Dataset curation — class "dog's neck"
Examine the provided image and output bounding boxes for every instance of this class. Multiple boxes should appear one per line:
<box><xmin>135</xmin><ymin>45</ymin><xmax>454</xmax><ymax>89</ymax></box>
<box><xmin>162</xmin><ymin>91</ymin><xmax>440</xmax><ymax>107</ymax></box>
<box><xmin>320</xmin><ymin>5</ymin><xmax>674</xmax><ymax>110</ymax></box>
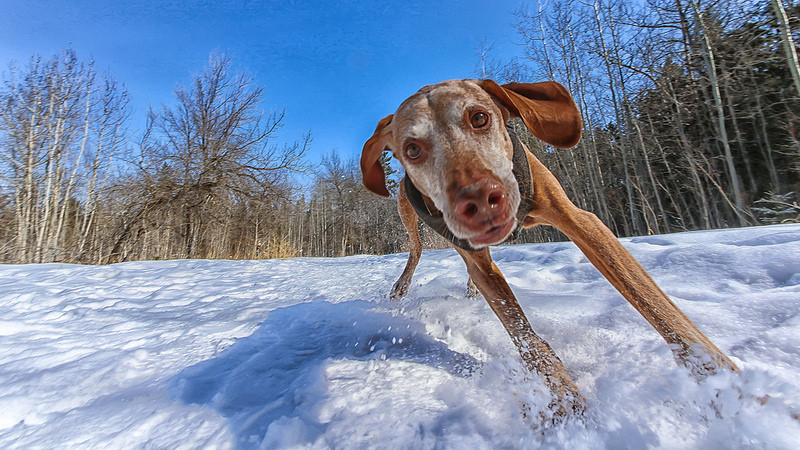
<box><xmin>403</xmin><ymin>126</ymin><xmax>534</xmax><ymax>252</ymax></box>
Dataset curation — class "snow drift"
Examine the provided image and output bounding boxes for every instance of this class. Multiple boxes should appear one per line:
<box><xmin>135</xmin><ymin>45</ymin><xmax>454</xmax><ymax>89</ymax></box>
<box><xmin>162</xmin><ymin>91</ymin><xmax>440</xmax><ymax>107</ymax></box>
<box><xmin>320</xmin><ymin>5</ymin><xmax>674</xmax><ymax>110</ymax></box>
<box><xmin>1</xmin><ymin>224</ymin><xmax>799</xmax><ymax>448</ymax></box>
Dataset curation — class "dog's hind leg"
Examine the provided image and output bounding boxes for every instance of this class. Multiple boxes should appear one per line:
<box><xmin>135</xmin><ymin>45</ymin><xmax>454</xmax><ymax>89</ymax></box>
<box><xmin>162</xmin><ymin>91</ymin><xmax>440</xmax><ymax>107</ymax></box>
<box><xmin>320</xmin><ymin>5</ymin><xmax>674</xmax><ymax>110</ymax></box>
<box><xmin>391</xmin><ymin>180</ymin><xmax>423</xmax><ymax>300</ymax></box>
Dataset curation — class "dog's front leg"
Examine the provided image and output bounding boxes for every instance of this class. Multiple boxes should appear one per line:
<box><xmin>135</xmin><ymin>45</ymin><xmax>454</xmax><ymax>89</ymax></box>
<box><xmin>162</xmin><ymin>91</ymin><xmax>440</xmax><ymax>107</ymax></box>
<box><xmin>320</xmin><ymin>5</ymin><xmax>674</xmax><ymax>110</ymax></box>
<box><xmin>527</xmin><ymin>156</ymin><xmax>738</xmax><ymax>378</ymax></box>
<box><xmin>456</xmin><ymin>247</ymin><xmax>584</xmax><ymax>415</ymax></box>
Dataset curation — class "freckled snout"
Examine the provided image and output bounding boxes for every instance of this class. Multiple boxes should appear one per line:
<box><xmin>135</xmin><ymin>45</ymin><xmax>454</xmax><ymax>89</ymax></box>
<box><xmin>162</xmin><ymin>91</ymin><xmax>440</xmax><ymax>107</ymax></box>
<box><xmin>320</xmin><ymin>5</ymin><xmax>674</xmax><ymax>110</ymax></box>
<box><xmin>453</xmin><ymin>179</ymin><xmax>511</xmax><ymax>233</ymax></box>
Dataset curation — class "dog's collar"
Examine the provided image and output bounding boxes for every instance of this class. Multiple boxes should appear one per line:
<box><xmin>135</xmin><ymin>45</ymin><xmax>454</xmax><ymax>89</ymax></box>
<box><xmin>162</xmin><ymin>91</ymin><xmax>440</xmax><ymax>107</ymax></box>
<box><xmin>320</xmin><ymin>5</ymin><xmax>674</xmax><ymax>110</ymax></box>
<box><xmin>404</xmin><ymin>126</ymin><xmax>534</xmax><ymax>252</ymax></box>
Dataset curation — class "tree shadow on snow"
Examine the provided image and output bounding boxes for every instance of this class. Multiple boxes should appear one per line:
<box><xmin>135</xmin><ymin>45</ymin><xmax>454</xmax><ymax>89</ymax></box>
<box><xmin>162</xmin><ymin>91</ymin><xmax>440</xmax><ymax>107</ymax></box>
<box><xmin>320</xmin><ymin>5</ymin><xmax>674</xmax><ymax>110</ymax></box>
<box><xmin>169</xmin><ymin>300</ymin><xmax>480</xmax><ymax>447</ymax></box>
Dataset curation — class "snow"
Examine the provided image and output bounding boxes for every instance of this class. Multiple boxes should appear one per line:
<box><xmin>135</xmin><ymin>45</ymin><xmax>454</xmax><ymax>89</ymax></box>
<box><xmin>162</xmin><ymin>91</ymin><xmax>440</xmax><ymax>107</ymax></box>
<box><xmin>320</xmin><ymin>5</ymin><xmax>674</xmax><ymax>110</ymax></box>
<box><xmin>1</xmin><ymin>224</ymin><xmax>799</xmax><ymax>449</ymax></box>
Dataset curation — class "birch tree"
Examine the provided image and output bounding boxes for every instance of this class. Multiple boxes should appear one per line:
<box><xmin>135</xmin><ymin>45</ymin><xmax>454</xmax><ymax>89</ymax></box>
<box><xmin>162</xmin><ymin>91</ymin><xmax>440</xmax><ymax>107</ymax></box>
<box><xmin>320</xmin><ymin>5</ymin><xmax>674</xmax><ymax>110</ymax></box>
<box><xmin>772</xmin><ymin>0</ymin><xmax>800</xmax><ymax>95</ymax></box>
<box><xmin>690</xmin><ymin>0</ymin><xmax>748</xmax><ymax>226</ymax></box>
<box><xmin>0</xmin><ymin>49</ymin><xmax>129</xmax><ymax>263</ymax></box>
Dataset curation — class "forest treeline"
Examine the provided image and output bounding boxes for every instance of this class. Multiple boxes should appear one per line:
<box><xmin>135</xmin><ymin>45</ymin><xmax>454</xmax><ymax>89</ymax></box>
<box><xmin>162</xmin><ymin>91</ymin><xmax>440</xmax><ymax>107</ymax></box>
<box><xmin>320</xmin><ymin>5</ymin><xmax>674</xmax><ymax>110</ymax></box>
<box><xmin>1</xmin><ymin>0</ymin><xmax>799</xmax><ymax>264</ymax></box>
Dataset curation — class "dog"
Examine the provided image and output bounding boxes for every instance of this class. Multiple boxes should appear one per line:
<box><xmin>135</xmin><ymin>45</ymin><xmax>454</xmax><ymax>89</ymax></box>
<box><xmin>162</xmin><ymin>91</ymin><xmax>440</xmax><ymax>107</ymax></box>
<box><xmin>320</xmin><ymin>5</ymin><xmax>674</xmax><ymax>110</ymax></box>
<box><xmin>360</xmin><ymin>79</ymin><xmax>738</xmax><ymax>415</ymax></box>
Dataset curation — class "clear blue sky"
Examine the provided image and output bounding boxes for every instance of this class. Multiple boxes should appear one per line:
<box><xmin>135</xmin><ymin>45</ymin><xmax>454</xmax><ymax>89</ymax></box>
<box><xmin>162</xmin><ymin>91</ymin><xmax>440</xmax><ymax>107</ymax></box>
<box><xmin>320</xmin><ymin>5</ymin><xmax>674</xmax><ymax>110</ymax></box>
<box><xmin>0</xmin><ymin>0</ymin><xmax>525</xmax><ymax>162</ymax></box>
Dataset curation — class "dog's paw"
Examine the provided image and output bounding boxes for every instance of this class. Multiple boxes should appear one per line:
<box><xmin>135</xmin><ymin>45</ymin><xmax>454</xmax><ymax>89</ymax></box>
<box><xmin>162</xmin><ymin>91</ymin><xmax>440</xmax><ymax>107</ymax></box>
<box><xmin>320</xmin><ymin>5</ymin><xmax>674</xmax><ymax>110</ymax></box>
<box><xmin>390</xmin><ymin>279</ymin><xmax>410</xmax><ymax>300</ymax></box>
<box><xmin>466</xmin><ymin>278</ymin><xmax>480</xmax><ymax>299</ymax></box>
<box><xmin>515</xmin><ymin>389</ymin><xmax>585</xmax><ymax>430</ymax></box>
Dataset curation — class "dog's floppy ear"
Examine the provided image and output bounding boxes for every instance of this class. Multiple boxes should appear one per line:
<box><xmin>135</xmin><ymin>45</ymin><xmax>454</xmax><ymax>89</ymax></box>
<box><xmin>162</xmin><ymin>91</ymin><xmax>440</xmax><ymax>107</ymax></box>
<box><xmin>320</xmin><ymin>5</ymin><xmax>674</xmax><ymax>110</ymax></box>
<box><xmin>360</xmin><ymin>114</ymin><xmax>394</xmax><ymax>197</ymax></box>
<box><xmin>479</xmin><ymin>80</ymin><xmax>582</xmax><ymax>149</ymax></box>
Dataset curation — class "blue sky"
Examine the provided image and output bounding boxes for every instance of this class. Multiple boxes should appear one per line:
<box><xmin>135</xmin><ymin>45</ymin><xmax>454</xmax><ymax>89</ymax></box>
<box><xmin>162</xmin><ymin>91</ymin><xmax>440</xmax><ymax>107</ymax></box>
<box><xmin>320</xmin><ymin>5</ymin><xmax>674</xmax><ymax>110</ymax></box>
<box><xmin>0</xmin><ymin>0</ymin><xmax>525</xmax><ymax>162</ymax></box>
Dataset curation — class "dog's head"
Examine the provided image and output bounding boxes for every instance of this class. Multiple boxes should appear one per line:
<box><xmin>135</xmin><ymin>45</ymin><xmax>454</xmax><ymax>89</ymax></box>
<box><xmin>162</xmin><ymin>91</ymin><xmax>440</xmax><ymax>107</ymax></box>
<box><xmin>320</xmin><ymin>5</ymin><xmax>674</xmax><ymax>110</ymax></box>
<box><xmin>361</xmin><ymin>79</ymin><xmax>581</xmax><ymax>249</ymax></box>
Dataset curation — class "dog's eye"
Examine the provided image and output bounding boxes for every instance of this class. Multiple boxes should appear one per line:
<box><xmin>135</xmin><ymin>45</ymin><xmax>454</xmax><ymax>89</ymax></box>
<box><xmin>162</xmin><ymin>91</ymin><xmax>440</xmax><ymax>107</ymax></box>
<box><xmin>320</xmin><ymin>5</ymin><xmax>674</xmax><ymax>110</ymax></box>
<box><xmin>405</xmin><ymin>143</ymin><xmax>422</xmax><ymax>159</ymax></box>
<box><xmin>471</xmin><ymin>112</ymin><xmax>489</xmax><ymax>129</ymax></box>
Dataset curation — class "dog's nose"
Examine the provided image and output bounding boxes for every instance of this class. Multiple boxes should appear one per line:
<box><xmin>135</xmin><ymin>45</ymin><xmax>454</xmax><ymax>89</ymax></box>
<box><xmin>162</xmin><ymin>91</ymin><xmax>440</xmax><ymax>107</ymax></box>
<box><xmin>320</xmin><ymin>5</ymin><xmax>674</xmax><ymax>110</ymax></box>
<box><xmin>453</xmin><ymin>181</ymin><xmax>508</xmax><ymax>229</ymax></box>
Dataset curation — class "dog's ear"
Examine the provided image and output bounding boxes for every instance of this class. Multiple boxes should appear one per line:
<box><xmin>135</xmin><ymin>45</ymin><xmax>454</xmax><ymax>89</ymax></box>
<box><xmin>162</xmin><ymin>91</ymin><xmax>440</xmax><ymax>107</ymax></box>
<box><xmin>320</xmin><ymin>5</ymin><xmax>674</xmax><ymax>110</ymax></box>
<box><xmin>479</xmin><ymin>80</ymin><xmax>582</xmax><ymax>149</ymax></box>
<box><xmin>360</xmin><ymin>114</ymin><xmax>394</xmax><ymax>197</ymax></box>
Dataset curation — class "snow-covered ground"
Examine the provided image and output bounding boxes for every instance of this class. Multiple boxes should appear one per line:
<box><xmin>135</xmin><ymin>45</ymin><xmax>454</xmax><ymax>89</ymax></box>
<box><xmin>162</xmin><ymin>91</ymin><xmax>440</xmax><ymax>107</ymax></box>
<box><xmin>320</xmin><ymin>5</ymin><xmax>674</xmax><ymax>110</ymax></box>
<box><xmin>1</xmin><ymin>224</ymin><xmax>799</xmax><ymax>449</ymax></box>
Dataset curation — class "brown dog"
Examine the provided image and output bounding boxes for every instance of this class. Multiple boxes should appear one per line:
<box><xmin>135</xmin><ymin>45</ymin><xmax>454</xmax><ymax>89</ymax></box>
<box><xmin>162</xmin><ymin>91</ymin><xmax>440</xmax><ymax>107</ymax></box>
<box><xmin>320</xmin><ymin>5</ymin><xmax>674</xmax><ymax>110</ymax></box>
<box><xmin>360</xmin><ymin>79</ymin><xmax>738</xmax><ymax>414</ymax></box>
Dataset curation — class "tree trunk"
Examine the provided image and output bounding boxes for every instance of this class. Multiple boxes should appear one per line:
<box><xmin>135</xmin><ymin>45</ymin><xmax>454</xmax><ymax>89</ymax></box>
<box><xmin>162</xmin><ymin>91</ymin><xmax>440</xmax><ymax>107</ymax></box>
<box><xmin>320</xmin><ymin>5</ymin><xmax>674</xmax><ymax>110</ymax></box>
<box><xmin>772</xmin><ymin>0</ymin><xmax>800</xmax><ymax>96</ymax></box>
<box><xmin>691</xmin><ymin>0</ymin><xmax>747</xmax><ymax>226</ymax></box>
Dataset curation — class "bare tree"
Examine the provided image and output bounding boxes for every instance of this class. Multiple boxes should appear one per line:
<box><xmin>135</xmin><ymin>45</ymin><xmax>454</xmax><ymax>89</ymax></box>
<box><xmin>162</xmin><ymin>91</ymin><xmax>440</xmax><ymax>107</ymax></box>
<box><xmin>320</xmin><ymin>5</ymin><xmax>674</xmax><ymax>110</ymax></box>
<box><xmin>108</xmin><ymin>52</ymin><xmax>309</xmax><ymax>262</ymax></box>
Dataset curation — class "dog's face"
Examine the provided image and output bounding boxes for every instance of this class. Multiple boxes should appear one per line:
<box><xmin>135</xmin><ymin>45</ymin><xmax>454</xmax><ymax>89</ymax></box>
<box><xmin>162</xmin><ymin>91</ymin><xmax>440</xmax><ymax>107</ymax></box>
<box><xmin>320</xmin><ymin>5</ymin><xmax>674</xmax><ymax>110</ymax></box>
<box><xmin>393</xmin><ymin>80</ymin><xmax>520</xmax><ymax>248</ymax></box>
<box><xmin>361</xmin><ymin>79</ymin><xmax>582</xmax><ymax>249</ymax></box>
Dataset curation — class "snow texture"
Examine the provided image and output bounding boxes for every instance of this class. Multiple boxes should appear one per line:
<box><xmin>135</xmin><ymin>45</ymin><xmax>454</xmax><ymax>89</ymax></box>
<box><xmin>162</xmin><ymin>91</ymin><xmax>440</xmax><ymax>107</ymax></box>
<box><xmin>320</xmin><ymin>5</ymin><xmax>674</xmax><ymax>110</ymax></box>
<box><xmin>1</xmin><ymin>224</ymin><xmax>799</xmax><ymax>449</ymax></box>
